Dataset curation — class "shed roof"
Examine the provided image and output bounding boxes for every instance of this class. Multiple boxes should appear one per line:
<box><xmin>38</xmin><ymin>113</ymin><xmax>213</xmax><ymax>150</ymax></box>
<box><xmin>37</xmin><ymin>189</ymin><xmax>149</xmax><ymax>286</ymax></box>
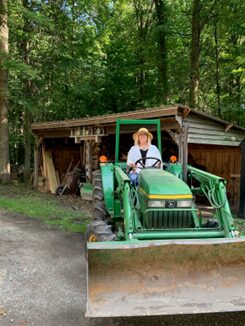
<box><xmin>31</xmin><ymin>105</ymin><xmax>180</xmax><ymax>131</ymax></box>
<box><xmin>31</xmin><ymin>104</ymin><xmax>245</xmax><ymax>146</ymax></box>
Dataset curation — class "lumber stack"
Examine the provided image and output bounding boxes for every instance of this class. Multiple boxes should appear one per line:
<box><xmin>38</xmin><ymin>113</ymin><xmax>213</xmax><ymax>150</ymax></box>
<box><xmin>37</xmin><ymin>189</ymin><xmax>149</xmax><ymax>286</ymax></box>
<box><xmin>41</xmin><ymin>146</ymin><xmax>59</xmax><ymax>194</ymax></box>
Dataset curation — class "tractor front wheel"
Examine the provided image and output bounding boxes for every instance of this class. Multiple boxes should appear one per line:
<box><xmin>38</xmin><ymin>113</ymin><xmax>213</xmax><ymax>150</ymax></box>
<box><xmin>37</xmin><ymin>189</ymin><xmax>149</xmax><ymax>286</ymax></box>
<box><xmin>93</xmin><ymin>170</ymin><xmax>110</xmax><ymax>222</ymax></box>
<box><xmin>86</xmin><ymin>220</ymin><xmax>115</xmax><ymax>242</ymax></box>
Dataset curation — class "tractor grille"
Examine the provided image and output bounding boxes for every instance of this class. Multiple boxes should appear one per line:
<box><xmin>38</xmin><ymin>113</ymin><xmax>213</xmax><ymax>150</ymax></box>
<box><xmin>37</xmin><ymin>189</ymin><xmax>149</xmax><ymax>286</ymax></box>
<box><xmin>144</xmin><ymin>210</ymin><xmax>194</xmax><ymax>229</ymax></box>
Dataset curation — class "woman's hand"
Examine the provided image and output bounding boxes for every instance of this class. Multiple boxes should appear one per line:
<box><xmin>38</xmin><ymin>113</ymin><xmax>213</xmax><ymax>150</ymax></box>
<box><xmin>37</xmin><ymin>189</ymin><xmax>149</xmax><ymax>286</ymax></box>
<box><xmin>128</xmin><ymin>162</ymin><xmax>136</xmax><ymax>172</ymax></box>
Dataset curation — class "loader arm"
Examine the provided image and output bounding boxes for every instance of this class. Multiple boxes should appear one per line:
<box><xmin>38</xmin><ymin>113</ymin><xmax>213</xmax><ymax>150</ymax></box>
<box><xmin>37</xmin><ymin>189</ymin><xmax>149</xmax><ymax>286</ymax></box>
<box><xmin>114</xmin><ymin>165</ymin><xmax>134</xmax><ymax>240</ymax></box>
<box><xmin>188</xmin><ymin>166</ymin><xmax>236</xmax><ymax>237</ymax></box>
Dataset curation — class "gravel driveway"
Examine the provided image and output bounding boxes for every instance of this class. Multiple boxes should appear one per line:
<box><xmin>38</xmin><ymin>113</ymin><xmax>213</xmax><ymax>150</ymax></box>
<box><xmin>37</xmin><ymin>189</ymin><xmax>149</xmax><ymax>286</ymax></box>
<box><xmin>0</xmin><ymin>209</ymin><xmax>244</xmax><ymax>326</ymax></box>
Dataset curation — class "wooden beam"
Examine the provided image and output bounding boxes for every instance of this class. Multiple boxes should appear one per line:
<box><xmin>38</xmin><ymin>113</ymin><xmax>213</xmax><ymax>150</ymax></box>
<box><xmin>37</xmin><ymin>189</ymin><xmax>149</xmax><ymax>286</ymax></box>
<box><xmin>31</xmin><ymin>106</ymin><xmax>179</xmax><ymax>131</ymax></box>
<box><xmin>85</xmin><ymin>140</ymin><xmax>93</xmax><ymax>183</ymax></box>
<box><xmin>225</xmin><ymin>123</ymin><xmax>233</xmax><ymax>133</ymax></box>
<box><xmin>166</xmin><ymin>129</ymin><xmax>179</xmax><ymax>146</ymax></box>
<box><xmin>33</xmin><ymin>130</ymin><xmax>71</xmax><ymax>138</ymax></box>
<box><xmin>33</xmin><ymin>137</ymin><xmax>43</xmax><ymax>188</ymax></box>
<box><xmin>182</xmin><ymin>107</ymin><xmax>191</xmax><ymax>119</ymax></box>
<box><xmin>182</xmin><ymin>125</ymin><xmax>189</xmax><ymax>183</ymax></box>
<box><xmin>70</xmin><ymin>134</ymin><xmax>108</xmax><ymax>143</ymax></box>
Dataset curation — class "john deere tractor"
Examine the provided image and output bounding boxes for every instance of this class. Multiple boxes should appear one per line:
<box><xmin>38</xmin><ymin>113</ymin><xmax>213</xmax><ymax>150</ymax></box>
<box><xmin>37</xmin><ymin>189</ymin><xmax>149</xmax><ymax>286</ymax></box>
<box><xmin>85</xmin><ymin>119</ymin><xmax>245</xmax><ymax>317</ymax></box>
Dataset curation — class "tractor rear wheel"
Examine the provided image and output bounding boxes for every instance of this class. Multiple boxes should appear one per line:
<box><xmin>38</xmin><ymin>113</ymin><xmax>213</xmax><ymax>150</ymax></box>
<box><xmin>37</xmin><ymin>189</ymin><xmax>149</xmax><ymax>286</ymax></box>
<box><xmin>86</xmin><ymin>220</ymin><xmax>115</xmax><ymax>242</ymax></box>
<box><xmin>92</xmin><ymin>170</ymin><xmax>110</xmax><ymax>222</ymax></box>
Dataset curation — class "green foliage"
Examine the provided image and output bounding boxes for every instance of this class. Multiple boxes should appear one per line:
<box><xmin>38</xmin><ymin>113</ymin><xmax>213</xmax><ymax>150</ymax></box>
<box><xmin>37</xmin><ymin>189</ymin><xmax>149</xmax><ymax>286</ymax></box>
<box><xmin>5</xmin><ymin>0</ymin><xmax>245</xmax><ymax>164</ymax></box>
<box><xmin>234</xmin><ymin>217</ymin><xmax>245</xmax><ymax>236</ymax></box>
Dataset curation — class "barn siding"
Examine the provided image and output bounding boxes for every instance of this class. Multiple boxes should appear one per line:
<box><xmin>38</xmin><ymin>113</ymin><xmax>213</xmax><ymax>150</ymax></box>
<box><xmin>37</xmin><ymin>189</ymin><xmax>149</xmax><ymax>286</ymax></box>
<box><xmin>186</xmin><ymin>115</ymin><xmax>244</xmax><ymax>146</ymax></box>
<box><xmin>188</xmin><ymin>144</ymin><xmax>241</xmax><ymax>210</ymax></box>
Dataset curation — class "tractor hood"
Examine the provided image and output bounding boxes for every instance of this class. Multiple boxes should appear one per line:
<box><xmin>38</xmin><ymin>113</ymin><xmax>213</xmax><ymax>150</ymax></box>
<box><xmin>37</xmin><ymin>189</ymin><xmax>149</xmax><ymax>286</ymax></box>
<box><xmin>138</xmin><ymin>169</ymin><xmax>192</xmax><ymax>199</ymax></box>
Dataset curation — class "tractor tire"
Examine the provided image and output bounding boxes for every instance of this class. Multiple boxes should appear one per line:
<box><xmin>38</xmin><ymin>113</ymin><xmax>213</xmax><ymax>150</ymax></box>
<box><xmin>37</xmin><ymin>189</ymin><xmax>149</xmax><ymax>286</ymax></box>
<box><xmin>85</xmin><ymin>220</ymin><xmax>115</xmax><ymax>243</ymax></box>
<box><xmin>92</xmin><ymin>170</ymin><xmax>110</xmax><ymax>222</ymax></box>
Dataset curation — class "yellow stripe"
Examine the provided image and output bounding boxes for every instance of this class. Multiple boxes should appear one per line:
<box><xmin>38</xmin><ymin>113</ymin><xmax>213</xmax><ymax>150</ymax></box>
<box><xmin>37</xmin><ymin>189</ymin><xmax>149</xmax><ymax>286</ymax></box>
<box><xmin>139</xmin><ymin>187</ymin><xmax>192</xmax><ymax>200</ymax></box>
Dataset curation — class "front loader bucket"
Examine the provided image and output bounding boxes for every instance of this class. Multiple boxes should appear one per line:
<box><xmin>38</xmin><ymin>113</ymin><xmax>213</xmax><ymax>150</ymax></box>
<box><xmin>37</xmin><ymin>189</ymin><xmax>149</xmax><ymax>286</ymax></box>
<box><xmin>86</xmin><ymin>238</ymin><xmax>245</xmax><ymax>317</ymax></box>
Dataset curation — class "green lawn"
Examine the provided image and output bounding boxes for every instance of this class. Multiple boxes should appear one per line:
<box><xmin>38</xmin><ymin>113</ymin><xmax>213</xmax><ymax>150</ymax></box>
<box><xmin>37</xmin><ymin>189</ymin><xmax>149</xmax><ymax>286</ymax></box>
<box><xmin>0</xmin><ymin>183</ymin><xmax>91</xmax><ymax>233</ymax></box>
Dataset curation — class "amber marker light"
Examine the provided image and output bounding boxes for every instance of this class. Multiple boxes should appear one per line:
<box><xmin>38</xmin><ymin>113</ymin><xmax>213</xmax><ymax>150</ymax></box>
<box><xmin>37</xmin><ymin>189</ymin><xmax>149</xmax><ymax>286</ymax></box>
<box><xmin>99</xmin><ymin>155</ymin><xmax>108</xmax><ymax>163</ymax></box>
<box><xmin>170</xmin><ymin>155</ymin><xmax>177</xmax><ymax>163</ymax></box>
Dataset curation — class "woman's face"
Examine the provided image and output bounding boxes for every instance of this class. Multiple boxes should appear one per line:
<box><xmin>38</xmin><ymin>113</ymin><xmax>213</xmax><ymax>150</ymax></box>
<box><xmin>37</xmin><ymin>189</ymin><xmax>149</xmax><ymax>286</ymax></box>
<box><xmin>138</xmin><ymin>133</ymin><xmax>148</xmax><ymax>145</ymax></box>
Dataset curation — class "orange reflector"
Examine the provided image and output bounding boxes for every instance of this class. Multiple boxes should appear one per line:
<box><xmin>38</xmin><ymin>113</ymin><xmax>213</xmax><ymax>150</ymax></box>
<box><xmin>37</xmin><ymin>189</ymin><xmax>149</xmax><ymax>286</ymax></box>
<box><xmin>170</xmin><ymin>155</ymin><xmax>177</xmax><ymax>163</ymax></box>
<box><xmin>99</xmin><ymin>155</ymin><xmax>107</xmax><ymax>163</ymax></box>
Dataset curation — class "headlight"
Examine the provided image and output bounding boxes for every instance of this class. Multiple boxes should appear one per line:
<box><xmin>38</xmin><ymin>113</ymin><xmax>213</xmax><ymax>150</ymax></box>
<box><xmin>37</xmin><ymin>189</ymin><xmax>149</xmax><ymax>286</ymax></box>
<box><xmin>148</xmin><ymin>200</ymin><xmax>192</xmax><ymax>208</ymax></box>
<box><xmin>148</xmin><ymin>200</ymin><xmax>166</xmax><ymax>208</ymax></box>
<box><xmin>177</xmin><ymin>200</ymin><xmax>192</xmax><ymax>208</ymax></box>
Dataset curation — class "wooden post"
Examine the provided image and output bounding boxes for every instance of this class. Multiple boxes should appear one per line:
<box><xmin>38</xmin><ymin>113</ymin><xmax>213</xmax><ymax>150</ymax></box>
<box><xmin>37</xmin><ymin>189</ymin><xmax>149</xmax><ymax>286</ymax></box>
<box><xmin>178</xmin><ymin>125</ymin><xmax>188</xmax><ymax>182</ymax></box>
<box><xmin>33</xmin><ymin>137</ymin><xmax>43</xmax><ymax>189</ymax></box>
<box><xmin>182</xmin><ymin>124</ymin><xmax>189</xmax><ymax>183</ymax></box>
<box><xmin>85</xmin><ymin>140</ymin><xmax>92</xmax><ymax>183</ymax></box>
<box><xmin>178</xmin><ymin>129</ymin><xmax>183</xmax><ymax>165</ymax></box>
<box><xmin>34</xmin><ymin>146</ymin><xmax>38</xmax><ymax>188</ymax></box>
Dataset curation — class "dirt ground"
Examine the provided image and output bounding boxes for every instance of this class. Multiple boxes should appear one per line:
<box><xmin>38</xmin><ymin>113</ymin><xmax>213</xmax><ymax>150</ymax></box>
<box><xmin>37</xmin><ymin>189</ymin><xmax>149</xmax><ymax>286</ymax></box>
<box><xmin>0</xmin><ymin>208</ymin><xmax>245</xmax><ymax>326</ymax></box>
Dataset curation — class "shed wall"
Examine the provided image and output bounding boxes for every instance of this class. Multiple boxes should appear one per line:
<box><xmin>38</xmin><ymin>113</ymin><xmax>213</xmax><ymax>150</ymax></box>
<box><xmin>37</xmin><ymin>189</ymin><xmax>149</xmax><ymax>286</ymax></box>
<box><xmin>44</xmin><ymin>138</ymin><xmax>82</xmax><ymax>183</ymax></box>
<box><xmin>186</xmin><ymin>115</ymin><xmax>244</xmax><ymax>146</ymax></box>
<box><xmin>188</xmin><ymin>144</ymin><xmax>241</xmax><ymax>211</ymax></box>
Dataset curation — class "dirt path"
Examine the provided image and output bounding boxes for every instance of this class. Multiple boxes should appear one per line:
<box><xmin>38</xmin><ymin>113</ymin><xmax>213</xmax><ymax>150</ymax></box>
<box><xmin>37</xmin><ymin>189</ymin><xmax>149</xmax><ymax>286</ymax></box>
<box><xmin>0</xmin><ymin>209</ymin><xmax>244</xmax><ymax>326</ymax></box>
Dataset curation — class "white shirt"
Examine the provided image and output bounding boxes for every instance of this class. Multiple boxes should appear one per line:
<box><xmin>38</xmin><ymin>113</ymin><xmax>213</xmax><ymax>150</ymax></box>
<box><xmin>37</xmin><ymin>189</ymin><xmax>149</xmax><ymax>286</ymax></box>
<box><xmin>127</xmin><ymin>144</ymin><xmax>162</xmax><ymax>173</ymax></box>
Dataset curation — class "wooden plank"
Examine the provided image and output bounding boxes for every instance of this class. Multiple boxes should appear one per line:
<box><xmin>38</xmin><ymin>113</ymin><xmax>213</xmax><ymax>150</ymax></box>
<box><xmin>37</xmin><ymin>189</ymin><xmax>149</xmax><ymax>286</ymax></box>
<box><xmin>42</xmin><ymin>144</ymin><xmax>47</xmax><ymax>178</ymax></box>
<box><xmin>225</xmin><ymin>124</ymin><xmax>233</xmax><ymax>132</ymax></box>
<box><xmin>188</xmin><ymin>127</ymin><xmax>244</xmax><ymax>137</ymax></box>
<box><xmin>56</xmin><ymin>170</ymin><xmax>60</xmax><ymax>186</ymax></box>
<box><xmin>71</xmin><ymin>134</ymin><xmax>107</xmax><ymax>142</ymax></box>
<box><xmin>40</xmin><ymin>166</ymin><xmax>45</xmax><ymax>178</ymax></box>
<box><xmin>45</xmin><ymin>151</ymin><xmax>58</xmax><ymax>194</ymax></box>
<box><xmin>188</xmin><ymin>138</ymin><xmax>242</xmax><ymax>146</ymax></box>
<box><xmin>41</xmin><ymin>144</ymin><xmax>48</xmax><ymax>191</ymax></box>
<box><xmin>188</xmin><ymin>133</ymin><xmax>244</xmax><ymax>141</ymax></box>
<box><xmin>230</xmin><ymin>174</ymin><xmax>241</xmax><ymax>178</ymax></box>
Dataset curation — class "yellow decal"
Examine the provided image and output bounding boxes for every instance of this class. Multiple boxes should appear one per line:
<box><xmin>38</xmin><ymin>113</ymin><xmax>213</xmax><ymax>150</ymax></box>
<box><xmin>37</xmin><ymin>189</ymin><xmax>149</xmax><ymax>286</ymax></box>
<box><xmin>139</xmin><ymin>187</ymin><xmax>192</xmax><ymax>199</ymax></box>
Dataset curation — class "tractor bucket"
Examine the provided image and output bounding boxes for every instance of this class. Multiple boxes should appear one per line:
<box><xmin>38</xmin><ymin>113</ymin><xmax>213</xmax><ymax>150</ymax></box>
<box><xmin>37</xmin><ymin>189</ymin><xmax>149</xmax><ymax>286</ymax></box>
<box><xmin>85</xmin><ymin>238</ymin><xmax>245</xmax><ymax>317</ymax></box>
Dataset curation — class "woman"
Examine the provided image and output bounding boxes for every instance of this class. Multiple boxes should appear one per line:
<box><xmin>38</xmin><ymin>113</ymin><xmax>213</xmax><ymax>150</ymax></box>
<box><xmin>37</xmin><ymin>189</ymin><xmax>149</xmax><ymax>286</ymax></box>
<box><xmin>127</xmin><ymin>127</ymin><xmax>162</xmax><ymax>185</ymax></box>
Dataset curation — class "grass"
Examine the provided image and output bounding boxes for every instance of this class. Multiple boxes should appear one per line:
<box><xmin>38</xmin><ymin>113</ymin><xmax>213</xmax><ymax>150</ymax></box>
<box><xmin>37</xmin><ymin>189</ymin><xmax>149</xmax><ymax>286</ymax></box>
<box><xmin>0</xmin><ymin>183</ymin><xmax>91</xmax><ymax>233</ymax></box>
<box><xmin>0</xmin><ymin>182</ymin><xmax>245</xmax><ymax>236</ymax></box>
<box><xmin>234</xmin><ymin>217</ymin><xmax>245</xmax><ymax>236</ymax></box>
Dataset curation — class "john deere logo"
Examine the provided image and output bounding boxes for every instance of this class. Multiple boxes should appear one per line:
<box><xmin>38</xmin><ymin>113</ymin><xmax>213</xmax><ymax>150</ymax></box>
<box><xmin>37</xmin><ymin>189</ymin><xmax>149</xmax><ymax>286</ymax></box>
<box><xmin>167</xmin><ymin>201</ymin><xmax>176</xmax><ymax>208</ymax></box>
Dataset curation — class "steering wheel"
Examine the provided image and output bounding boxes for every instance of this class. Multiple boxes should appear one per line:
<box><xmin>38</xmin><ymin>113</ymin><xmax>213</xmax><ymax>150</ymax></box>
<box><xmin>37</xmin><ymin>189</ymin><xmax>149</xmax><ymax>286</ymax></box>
<box><xmin>134</xmin><ymin>157</ymin><xmax>161</xmax><ymax>169</ymax></box>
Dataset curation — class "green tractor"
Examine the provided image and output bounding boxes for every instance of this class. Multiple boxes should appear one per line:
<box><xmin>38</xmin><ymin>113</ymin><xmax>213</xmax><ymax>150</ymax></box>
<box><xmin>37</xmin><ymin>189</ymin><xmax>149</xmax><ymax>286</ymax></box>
<box><xmin>85</xmin><ymin>119</ymin><xmax>245</xmax><ymax>317</ymax></box>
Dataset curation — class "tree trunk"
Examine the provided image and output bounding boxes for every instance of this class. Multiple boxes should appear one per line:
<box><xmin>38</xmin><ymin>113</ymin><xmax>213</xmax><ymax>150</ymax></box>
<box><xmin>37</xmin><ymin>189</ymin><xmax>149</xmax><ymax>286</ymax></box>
<box><xmin>153</xmin><ymin>0</ymin><xmax>168</xmax><ymax>104</ymax></box>
<box><xmin>133</xmin><ymin>0</ymin><xmax>154</xmax><ymax>105</ymax></box>
<box><xmin>214</xmin><ymin>11</ymin><xmax>221</xmax><ymax>117</ymax></box>
<box><xmin>0</xmin><ymin>0</ymin><xmax>10</xmax><ymax>183</ymax></box>
<box><xmin>189</xmin><ymin>0</ymin><xmax>201</xmax><ymax>109</ymax></box>
<box><xmin>24</xmin><ymin>109</ymin><xmax>32</xmax><ymax>180</ymax></box>
<box><xmin>21</xmin><ymin>0</ymin><xmax>33</xmax><ymax>181</ymax></box>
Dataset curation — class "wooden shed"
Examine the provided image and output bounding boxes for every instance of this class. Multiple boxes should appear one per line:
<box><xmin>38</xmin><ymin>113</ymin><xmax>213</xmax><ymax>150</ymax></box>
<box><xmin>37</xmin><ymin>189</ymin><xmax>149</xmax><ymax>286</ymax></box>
<box><xmin>31</xmin><ymin>105</ymin><xmax>245</xmax><ymax>211</ymax></box>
